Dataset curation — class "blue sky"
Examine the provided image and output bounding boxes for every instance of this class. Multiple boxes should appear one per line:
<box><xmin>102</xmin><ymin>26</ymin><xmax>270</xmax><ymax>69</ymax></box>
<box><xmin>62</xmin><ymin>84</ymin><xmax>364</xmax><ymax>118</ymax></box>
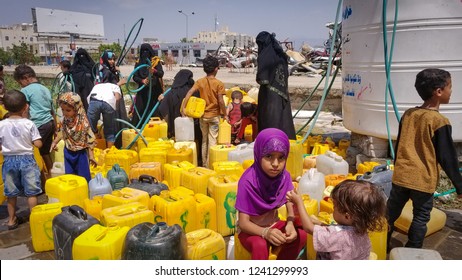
<box><xmin>0</xmin><ymin>0</ymin><xmax>341</xmax><ymax>49</ymax></box>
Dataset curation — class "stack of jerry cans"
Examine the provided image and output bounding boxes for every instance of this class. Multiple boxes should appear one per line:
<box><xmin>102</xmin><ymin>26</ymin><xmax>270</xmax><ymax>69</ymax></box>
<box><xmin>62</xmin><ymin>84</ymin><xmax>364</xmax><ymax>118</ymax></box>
<box><xmin>207</xmin><ymin>175</ymin><xmax>239</xmax><ymax>236</ymax></box>
<box><xmin>212</xmin><ymin>161</ymin><xmax>244</xmax><ymax>177</ymax></box>
<box><xmin>72</xmin><ymin>224</ymin><xmax>130</xmax><ymax>260</ymax></box>
<box><xmin>163</xmin><ymin>161</ymin><xmax>195</xmax><ymax>189</ymax></box>
<box><xmin>128</xmin><ymin>175</ymin><xmax>168</xmax><ymax>197</ymax></box>
<box><xmin>52</xmin><ymin>205</ymin><xmax>99</xmax><ymax>260</ymax></box>
<box><xmin>167</xmin><ymin>146</ymin><xmax>194</xmax><ymax>164</ymax></box>
<box><xmin>104</xmin><ymin>147</ymin><xmax>138</xmax><ymax>173</ymax></box>
<box><xmin>174</xmin><ymin>141</ymin><xmax>198</xmax><ymax>166</ymax></box>
<box><xmin>149</xmin><ymin>189</ymin><xmax>197</xmax><ymax>233</ymax></box>
<box><xmin>123</xmin><ymin>222</ymin><xmax>187</xmax><ymax>260</ymax></box>
<box><xmin>194</xmin><ymin>193</ymin><xmax>217</xmax><ymax>231</ymax></box>
<box><xmin>186</xmin><ymin>229</ymin><xmax>226</xmax><ymax>260</ymax></box>
<box><xmin>181</xmin><ymin>167</ymin><xmax>217</xmax><ymax>195</ymax></box>
<box><xmin>102</xmin><ymin>187</ymin><xmax>150</xmax><ymax>209</ymax></box>
<box><xmin>129</xmin><ymin>162</ymin><xmax>162</xmax><ymax>181</ymax></box>
<box><xmin>100</xmin><ymin>202</ymin><xmax>154</xmax><ymax>229</ymax></box>
<box><xmin>208</xmin><ymin>144</ymin><xmax>236</xmax><ymax>169</ymax></box>
<box><xmin>30</xmin><ymin>203</ymin><xmax>63</xmax><ymax>252</ymax></box>
<box><xmin>83</xmin><ymin>196</ymin><xmax>103</xmax><ymax>221</ymax></box>
<box><xmin>45</xmin><ymin>174</ymin><xmax>88</xmax><ymax>207</ymax></box>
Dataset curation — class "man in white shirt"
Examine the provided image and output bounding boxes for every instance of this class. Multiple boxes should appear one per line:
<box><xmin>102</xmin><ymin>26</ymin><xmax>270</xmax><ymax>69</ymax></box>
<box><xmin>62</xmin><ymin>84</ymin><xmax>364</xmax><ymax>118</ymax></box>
<box><xmin>87</xmin><ymin>83</ymin><xmax>121</xmax><ymax>148</ymax></box>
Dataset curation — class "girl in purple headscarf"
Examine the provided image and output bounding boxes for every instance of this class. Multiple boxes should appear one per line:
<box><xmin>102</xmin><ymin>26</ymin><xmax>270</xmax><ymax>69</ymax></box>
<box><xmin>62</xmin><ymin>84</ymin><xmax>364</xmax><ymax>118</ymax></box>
<box><xmin>235</xmin><ymin>128</ymin><xmax>307</xmax><ymax>259</ymax></box>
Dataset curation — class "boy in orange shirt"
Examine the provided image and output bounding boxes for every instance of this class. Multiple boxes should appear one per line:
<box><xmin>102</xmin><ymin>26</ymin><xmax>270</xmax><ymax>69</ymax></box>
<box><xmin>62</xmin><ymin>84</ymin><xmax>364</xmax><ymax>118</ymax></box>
<box><xmin>181</xmin><ymin>56</ymin><xmax>227</xmax><ymax>167</ymax></box>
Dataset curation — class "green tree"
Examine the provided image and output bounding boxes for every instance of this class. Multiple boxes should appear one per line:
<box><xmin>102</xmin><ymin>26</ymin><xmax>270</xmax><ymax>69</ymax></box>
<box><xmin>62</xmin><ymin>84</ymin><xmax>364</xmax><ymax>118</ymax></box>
<box><xmin>0</xmin><ymin>49</ymin><xmax>11</xmax><ymax>65</ymax></box>
<box><xmin>98</xmin><ymin>43</ymin><xmax>122</xmax><ymax>56</ymax></box>
<box><xmin>11</xmin><ymin>43</ymin><xmax>36</xmax><ymax>65</ymax></box>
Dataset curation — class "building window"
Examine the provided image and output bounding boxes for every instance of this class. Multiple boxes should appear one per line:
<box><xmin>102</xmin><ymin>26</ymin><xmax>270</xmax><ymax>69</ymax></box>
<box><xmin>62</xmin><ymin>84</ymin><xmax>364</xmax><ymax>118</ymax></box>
<box><xmin>5</xmin><ymin>36</ymin><xmax>9</xmax><ymax>41</ymax></box>
<box><xmin>30</xmin><ymin>37</ymin><xmax>33</xmax><ymax>42</ymax></box>
<box><xmin>193</xmin><ymin>50</ymin><xmax>201</xmax><ymax>57</ymax></box>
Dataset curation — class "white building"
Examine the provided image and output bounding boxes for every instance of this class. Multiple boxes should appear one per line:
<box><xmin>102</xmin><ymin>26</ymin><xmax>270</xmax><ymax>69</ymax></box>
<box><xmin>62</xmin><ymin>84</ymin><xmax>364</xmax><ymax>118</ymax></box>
<box><xmin>0</xmin><ymin>8</ymin><xmax>105</xmax><ymax>65</ymax></box>
<box><xmin>142</xmin><ymin>41</ymin><xmax>221</xmax><ymax>66</ymax></box>
<box><xmin>195</xmin><ymin>26</ymin><xmax>255</xmax><ymax>49</ymax></box>
<box><xmin>0</xmin><ymin>23</ymin><xmax>36</xmax><ymax>52</ymax></box>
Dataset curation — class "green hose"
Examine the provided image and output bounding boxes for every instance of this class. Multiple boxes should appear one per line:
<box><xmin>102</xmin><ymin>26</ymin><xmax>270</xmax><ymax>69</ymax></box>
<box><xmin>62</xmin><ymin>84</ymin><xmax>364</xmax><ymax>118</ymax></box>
<box><xmin>117</xmin><ymin>18</ymin><xmax>144</xmax><ymax>67</ymax></box>
<box><xmin>382</xmin><ymin>0</ymin><xmax>400</xmax><ymax>160</ymax></box>
<box><xmin>297</xmin><ymin>0</ymin><xmax>343</xmax><ymax>145</ymax></box>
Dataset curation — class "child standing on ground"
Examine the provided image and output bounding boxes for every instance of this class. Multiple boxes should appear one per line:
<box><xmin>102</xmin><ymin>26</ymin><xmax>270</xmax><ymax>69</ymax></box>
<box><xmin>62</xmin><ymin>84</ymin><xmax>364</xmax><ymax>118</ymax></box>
<box><xmin>387</xmin><ymin>68</ymin><xmax>462</xmax><ymax>249</ymax></box>
<box><xmin>181</xmin><ymin>55</ymin><xmax>227</xmax><ymax>167</ymax></box>
<box><xmin>13</xmin><ymin>65</ymin><xmax>56</xmax><ymax>177</ymax></box>
<box><xmin>225</xmin><ymin>90</ymin><xmax>243</xmax><ymax>144</ymax></box>
<box><xmin>235</xmin><ymin>128</ymin><xmax>307</xmax><ymax>260</ymax></box>
<box><xmin>286</xmin><ymin>180</ymin><xmax>386</xmax><ymax>260</ymax></box>
<box><xmin>50</xmin><ymin>92</ymin><xmax>96</xmax><ymax>182</ymax></box>
<box><xmin>0</xmin><ymin>90</ymin><xmax>43</xmax><ymax>230</ymax></box>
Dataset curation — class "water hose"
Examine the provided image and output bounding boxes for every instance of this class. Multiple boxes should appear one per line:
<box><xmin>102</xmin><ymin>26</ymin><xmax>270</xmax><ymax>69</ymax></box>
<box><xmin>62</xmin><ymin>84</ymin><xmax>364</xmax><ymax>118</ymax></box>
<box><xmin>117</xmin><ymin>18</ymin><xmax>144</xmax><ymax>67</ymax></box>
<box><xmin>125</xmin><ymin>58</ymin><xmax>157</xmax><ymax>129</ymax></box>
<box><xmin>292</xmin><ymin>44</ymin><xmax>342</xmax><ymax>120</ymax></box>
<box><xmin>115</xmin><ymin>87</ymin><xmax>171</xmax><ymax>149</ymax></box>
<box><xmin>292</xmin><ymin>71</ymin><xmax>326</xmax><ymax>120</ymax></box>
<box><xmin>114</xmin><ymin>118</ymin><xmax>149</xmax><ymax>148</ymax></box>
<box><xmin>50</xmin><ymin>72</ymin><xmax>76</xmax><ymax>118</ymax></box>
<box><xmin>296</xmin><ymin>64</ymin><xmax>340</xmax><ymax>135</ymax></box>
<box><xmin>382</xmin><ymin>0</ymin><xmax>400</xmax><ymax>159</ymax></box>
<box><xmin>297</xmin><ymin>0</ymin><xmax>343</xmax><ymax>145</ymax></box>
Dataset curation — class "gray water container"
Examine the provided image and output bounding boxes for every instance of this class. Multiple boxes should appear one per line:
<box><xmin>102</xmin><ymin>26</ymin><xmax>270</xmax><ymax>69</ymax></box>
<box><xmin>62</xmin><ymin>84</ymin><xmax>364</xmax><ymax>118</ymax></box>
<box><xmin>358</xmin><ymin>164</ymin><xmax>393</xmax><ymax>198</ymax></box>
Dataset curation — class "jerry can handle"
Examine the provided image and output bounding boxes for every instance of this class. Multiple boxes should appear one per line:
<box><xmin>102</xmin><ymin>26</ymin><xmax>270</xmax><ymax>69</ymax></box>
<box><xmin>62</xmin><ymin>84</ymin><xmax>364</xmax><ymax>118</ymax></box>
<box><xmin>139</xmin><ymin>175</ymin><xmax>156</xmax><ymax>184</ymax></box>
<box><xmin>69</xmin><ymin>205</ymin><xmax>87</xmax><ymax>220</ymax></box>
<box><xmin>112</xmin><ymin>163</ymin><xmax>121</xmax><ymax>173</ymax></box>
<box><xmin>147</xmin><ymin>222</ymin><xmax>167</xmax><ymax>238</ymax></box>
<box><xmin>372</xmin><ymin>164</ymin><xmax>389</xmax><ymax>173</ymax></box>
<box><xmin>95</xmin><ymin>172</ymin><xmax>103</xmax><ymax>184</ymax></box>
<box><xmin>150</xmin><ymin>117</ymin><xmax>161</xmax><ymax>122</ymax></box>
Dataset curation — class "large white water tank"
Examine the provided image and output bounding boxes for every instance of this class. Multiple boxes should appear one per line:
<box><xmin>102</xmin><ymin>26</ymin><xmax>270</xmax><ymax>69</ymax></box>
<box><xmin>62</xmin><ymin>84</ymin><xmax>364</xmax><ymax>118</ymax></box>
<box><xmin>342</xmin><ymin>0</ymin><xmax>462</xmax><ymax>141</ymax></box>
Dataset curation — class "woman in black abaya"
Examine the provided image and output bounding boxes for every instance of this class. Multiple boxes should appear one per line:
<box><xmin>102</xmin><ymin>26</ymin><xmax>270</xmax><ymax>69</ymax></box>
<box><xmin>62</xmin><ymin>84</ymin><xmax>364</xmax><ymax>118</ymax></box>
<box><xmin>158</xmin><ymin>69</ymin><xmax>203</xmax><ymax>166</ymax></box>
<box><xmin>131</xmin><ymin>43</ymin><xmax>164</xmax><ymax>128</ymax></box>
<box><xmin>69</xmin><ymin>48</ymin><xmax>95</xmax><ymax>111</ymax></box>
<box><xmin>255</xmin><ymin>31</ymin><xmax>296</xmax><ymax>140</ymax></box>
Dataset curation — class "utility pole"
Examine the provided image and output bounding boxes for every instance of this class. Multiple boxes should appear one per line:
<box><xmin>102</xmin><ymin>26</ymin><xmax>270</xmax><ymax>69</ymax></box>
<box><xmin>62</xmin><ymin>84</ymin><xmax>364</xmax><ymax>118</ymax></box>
<box><xmin>178</xmin><ymin>10</ymin><xmax>195</xmax><ymax>65</ymax></box>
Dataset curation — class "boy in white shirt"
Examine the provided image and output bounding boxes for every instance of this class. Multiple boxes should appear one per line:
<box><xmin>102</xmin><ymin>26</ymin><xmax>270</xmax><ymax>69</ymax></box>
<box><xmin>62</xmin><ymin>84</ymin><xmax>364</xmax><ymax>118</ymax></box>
<box><xmin>0</xmin><ymin>90</ymin><xmax>43</xmax><ymax>230</ymax></box>
<box><xmin>86</xmin><ymin>83</ymin><xmax>121</xmax><ymax>148</ymax></box>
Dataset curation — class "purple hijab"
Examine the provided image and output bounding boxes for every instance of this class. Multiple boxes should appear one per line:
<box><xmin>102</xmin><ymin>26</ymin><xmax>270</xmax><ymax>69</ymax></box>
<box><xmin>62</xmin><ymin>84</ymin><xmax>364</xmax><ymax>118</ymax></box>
<box><xmin>235</xmin><ymin>128</ymin><xmax>294</xmax><ymax>216</ymax></box>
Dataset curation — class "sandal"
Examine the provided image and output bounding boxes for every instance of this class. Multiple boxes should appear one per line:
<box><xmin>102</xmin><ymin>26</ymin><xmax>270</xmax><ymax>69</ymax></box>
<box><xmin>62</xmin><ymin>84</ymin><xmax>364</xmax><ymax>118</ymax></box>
<box><xmin>7</xmin><ymin>217</ymin><xmax>19</xmax><ymax>230</ymax></box>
